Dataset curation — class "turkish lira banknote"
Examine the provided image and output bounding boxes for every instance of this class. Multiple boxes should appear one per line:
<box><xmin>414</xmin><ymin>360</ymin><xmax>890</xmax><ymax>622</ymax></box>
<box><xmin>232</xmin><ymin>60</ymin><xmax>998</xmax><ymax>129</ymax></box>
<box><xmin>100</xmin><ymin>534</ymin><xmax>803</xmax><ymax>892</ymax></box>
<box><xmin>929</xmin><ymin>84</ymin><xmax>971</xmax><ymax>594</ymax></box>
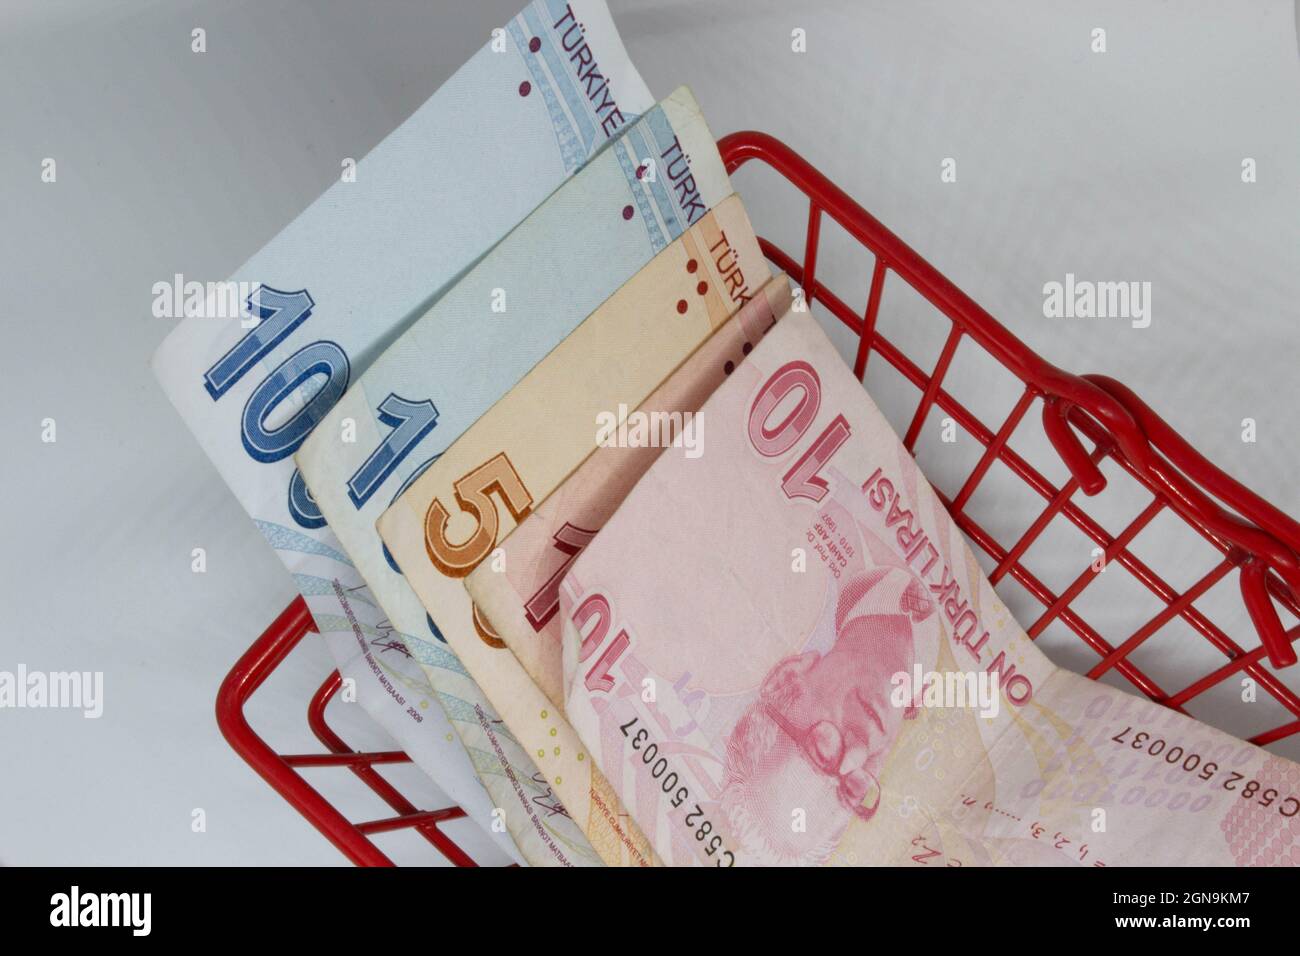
<box><xmin>559</xmin><ymin>309</ymin><xmax>1300</xmax><ymax>866</ymax></box>
<box><xmin>151</xmin><ymin>0</ymin><xmax>651</xmax><ymax>864</ymax></box>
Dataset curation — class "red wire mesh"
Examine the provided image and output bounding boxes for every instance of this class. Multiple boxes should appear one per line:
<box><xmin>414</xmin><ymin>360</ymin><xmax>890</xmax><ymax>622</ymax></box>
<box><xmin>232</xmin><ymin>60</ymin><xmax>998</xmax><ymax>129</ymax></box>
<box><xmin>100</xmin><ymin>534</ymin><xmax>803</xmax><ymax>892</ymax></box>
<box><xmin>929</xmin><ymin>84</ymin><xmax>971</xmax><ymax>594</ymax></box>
<box><xmin>217</xmin><ymin>130</ymin><xmax>1300</xmax><ymax>865</ymax></box>
<box><xmin>217</xmin><ymin>598</ymin><xmax>477</xmax><ymax>866</ymax></box>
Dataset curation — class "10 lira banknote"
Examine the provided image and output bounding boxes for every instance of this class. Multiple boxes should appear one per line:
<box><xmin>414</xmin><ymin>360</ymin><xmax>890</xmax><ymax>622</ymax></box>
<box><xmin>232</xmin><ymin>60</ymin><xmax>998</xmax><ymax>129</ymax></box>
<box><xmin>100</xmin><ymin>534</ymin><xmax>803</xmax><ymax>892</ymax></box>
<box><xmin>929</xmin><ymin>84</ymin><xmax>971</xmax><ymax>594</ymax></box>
<box><xmin>559</xmin><ymin>309</ymin><xmax>1300</xmax><ymax>867</ymax></box>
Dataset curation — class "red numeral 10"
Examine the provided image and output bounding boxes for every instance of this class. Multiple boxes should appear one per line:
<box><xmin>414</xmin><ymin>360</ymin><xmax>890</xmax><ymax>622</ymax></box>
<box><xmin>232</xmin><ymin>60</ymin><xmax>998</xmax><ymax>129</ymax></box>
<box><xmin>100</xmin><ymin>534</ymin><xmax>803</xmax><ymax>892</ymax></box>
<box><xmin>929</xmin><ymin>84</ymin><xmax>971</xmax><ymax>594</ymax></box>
<box><xmin>572</xmin><ymin>593</ymin><xmax>630</xmax><ymax>694</ymax></box>
<box><xmin>525</xmin><ymin>523</ymin><xmax>597</xmax><ymax>631</ymax></box>
<box><xmin>748</xmin><ymin>360</ymin><xmax>850</xmax><ymax>503</ymax></box>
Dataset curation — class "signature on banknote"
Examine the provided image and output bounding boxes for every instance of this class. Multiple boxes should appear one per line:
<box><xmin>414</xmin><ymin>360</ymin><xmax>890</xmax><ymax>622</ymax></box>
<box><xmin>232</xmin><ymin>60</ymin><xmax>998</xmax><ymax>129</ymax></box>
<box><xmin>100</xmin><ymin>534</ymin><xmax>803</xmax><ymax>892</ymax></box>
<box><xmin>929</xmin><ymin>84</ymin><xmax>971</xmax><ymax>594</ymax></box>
<box><xmin>369</xmin><ymin>637</ymin><xmax>412</xmax><ymax>658</ymax></box>
<box><xmin>530</xmin><ymin>773</ymin><xmax>573</xmax><ymax>819</ymax></box>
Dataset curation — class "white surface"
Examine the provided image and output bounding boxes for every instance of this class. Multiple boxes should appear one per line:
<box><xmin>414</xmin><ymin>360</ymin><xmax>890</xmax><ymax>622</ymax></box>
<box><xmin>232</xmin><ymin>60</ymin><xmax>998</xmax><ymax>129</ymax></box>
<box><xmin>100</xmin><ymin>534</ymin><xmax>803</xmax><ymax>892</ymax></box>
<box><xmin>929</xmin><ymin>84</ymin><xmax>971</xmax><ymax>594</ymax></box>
<box><xmin>1</xmin><ymin>0</ymin><xmax>1298</xmax><ymax>865</ymax></box>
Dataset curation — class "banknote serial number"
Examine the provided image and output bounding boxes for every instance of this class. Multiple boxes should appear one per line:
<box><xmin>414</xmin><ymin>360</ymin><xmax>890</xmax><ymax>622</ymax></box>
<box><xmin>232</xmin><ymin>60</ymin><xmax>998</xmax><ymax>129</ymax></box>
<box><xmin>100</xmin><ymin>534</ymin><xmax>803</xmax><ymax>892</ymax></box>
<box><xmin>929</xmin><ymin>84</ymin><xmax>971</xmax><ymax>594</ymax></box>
<box><xmin>619</xmin><ymin>717</ymin><xmax>736</xmax><ymax>866</ymax></box>
<box><xmin>1111</xmin><ymin>726</ymin><xmax>1300</xmax><ymax>817</ymax></box>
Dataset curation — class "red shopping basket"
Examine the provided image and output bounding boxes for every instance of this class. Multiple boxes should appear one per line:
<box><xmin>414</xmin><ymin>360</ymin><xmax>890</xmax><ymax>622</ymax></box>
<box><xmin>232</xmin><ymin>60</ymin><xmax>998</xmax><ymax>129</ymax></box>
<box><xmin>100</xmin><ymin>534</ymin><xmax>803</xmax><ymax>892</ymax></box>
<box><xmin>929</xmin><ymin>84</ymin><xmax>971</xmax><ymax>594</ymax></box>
<box><xmin>217</xmin><ymin>131</ymin><xmax>1300</xmax><ymax>866</ymax></box>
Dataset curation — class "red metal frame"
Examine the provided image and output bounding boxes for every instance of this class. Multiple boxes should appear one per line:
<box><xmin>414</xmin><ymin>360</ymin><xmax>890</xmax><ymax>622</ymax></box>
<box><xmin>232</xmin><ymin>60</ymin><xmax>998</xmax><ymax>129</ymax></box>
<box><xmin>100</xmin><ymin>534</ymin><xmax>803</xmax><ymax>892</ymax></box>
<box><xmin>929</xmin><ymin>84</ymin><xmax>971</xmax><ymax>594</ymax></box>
<box><xmin>217</xmin><ymin>130</ymin><xmax>1300</xmax><ymax>865</ymax></box>
<box><xmin>216</xmin><ymin>598</ymin><xmax>476</xmax><ymax>866</ymax></box>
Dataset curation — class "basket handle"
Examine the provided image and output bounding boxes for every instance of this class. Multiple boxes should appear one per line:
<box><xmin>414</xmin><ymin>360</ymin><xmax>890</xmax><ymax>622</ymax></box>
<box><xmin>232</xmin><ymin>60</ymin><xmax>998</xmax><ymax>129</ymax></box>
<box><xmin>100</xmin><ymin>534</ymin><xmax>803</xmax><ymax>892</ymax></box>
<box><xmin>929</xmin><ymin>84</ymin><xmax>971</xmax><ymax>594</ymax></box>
<box><xmin>1042</xmin><ymin>397</ymin><xmax>1106</xmax><ymax>496</ymax></box>
<box><xmin>1241</xmin><ymin>559</ymin><xmax>1299</xmax><ymax>668</ymax></box>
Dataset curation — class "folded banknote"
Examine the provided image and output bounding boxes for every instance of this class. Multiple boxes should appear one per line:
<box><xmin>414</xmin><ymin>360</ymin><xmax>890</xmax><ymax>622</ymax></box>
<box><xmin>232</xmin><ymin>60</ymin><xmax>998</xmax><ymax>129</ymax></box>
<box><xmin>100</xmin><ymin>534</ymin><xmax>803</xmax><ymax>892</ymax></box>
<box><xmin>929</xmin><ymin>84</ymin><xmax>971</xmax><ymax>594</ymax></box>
<box><xmin>150</xmin><ymin>0</ymin><xmax>651</xmax><ymax>864</ymax></box>
<box><xmin>297</xmin><ymin>86</ymin><xmax>737</xmax><ymax>866</ymax></box>
<box><xmin>558</xmin><ymin>309</ymin><xmax>1300</xmax><ymax>867</ymax></box>
<box><xmin>466</xmin><ymin>275</ymin><xmax>792</xmax><ymax>712</ymax></box>
<box><xmin>375</xmin><ymin>206</ymin><xmax>772</xmax><ymax>865</ymax></box>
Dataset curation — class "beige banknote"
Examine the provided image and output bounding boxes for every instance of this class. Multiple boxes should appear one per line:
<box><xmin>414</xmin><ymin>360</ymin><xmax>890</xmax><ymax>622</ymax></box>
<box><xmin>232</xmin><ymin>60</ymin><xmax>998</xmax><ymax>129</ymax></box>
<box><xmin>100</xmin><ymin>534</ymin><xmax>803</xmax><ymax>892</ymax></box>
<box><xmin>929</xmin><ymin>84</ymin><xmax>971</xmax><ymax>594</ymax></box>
<box><xmin>467</xmin><ymin>276</ymin><xmax>792</xmax><ymax>711</ymax></box>
<box><xmin>559</xmin><ymin>309</ymin><xmax>1300</xmax><ymax>867</ymax></box>
<box><xmin>376</xmin><ymin>195</ymin><xmax>772</xmax><ymax>866</ymax></box>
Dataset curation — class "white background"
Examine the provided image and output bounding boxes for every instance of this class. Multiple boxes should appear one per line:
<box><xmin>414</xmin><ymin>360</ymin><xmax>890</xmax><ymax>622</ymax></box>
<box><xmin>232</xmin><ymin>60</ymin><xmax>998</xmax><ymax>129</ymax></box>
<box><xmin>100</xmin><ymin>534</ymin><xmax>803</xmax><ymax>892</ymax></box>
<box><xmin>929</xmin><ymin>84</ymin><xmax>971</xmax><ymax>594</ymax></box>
<box><xmin>2</xmin><ymin>0</ymin><xmax>1298</xmax><ymax>865</ymax></box>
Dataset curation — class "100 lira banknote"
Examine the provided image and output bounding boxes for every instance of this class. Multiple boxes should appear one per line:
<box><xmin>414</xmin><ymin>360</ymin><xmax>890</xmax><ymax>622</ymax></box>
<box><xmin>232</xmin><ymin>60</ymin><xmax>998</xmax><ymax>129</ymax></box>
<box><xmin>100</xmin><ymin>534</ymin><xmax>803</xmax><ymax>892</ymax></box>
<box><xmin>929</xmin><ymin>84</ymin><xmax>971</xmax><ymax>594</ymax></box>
<box><xmin>374</xmin><ymin>200</ymin><xmax>771</xmax><ymax>865</ymax></box>
<box><xmin>151</xmin><ymin>0</ymin><xmax>651</xmax><ymax>864</ymax></box>
<box><xmin>559</xmin><ymin>309</ymin><xmax>1300</xmax><ymax>866</ymax></box>
<box><xmin>296</xmin><ymin>86</ymin><xmax>736</xmax><ymax>865</ymax></box>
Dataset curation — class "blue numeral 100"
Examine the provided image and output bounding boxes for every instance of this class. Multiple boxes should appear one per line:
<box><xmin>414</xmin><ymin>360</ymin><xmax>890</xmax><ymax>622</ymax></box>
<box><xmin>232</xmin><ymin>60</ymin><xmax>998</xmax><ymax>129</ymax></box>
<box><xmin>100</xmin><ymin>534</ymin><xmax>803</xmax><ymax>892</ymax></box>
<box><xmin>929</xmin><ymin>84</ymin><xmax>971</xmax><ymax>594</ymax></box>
<box><xmin>203</xmin><ymin>287</ymin><xmax>345</xmax><ymax>529</ymax></box>
<box><xmin>203</xmin><ymin>287</ymin><xmax>439</xmax><ymax>529</ymax></box>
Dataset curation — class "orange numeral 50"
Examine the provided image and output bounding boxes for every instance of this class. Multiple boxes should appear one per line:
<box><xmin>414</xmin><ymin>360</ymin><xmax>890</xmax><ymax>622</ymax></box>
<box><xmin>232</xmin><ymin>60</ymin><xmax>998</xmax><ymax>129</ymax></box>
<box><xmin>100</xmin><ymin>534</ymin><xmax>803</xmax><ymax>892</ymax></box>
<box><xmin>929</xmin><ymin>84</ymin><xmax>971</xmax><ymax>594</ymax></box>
<box><xmin>423</xmin><ymin>452</ymin><xmax>533</xmax><ymax>577</ymax></box>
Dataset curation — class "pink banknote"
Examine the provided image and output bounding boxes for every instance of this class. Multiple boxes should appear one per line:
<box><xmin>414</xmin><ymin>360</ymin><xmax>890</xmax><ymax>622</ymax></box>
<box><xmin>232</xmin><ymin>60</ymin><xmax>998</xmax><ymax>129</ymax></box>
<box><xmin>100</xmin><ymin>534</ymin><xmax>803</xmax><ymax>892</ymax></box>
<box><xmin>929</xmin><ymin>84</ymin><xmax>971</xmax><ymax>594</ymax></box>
<box><xmin>558</xmin><ymin>310</ymin><xmax>1300</xmax><ymax>867</ymax></box>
